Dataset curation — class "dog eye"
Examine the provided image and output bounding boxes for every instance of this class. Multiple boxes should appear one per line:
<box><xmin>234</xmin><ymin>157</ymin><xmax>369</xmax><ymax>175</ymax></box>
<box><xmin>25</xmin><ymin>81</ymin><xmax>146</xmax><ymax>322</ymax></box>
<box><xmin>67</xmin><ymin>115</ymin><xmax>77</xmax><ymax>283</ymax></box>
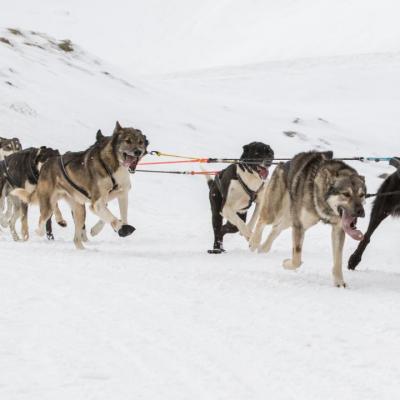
<box><xmin>125</xmin><ymin>138</ymin><xmax>132</xmax><ymax>144</ymax></box>
<box><xmin>342</xmin><ymin>192</ymin><xmax>351</xmax><ymax>198</ymax></box>
<box><xmin>138</xmin><ymin>140</ymin><xmax>143</xmax><ymax>146</ymax></box>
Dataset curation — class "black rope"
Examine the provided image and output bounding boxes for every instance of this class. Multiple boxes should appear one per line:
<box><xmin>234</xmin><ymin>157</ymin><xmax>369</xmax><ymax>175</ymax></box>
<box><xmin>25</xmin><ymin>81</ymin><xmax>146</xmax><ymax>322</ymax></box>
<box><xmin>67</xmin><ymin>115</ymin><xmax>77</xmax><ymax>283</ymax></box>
<box><xmin>366</xmin><ymin>190</ymin><xmax>400</xmax><ymax>199</ymax></box>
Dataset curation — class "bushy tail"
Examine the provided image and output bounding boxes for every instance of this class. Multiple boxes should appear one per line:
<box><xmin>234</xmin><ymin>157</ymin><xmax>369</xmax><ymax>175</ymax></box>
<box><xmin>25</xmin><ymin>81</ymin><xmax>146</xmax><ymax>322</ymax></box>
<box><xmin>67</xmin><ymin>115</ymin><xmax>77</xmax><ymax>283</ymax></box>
<box><xmin>200</xmin><ymin>165</ymin><xmax>214</xmax><ymax>189</ymax></box>
<box><xmin>11</xmin><ymin>188</ymin><xmax>38</xmax><ymax>204</ymax></box>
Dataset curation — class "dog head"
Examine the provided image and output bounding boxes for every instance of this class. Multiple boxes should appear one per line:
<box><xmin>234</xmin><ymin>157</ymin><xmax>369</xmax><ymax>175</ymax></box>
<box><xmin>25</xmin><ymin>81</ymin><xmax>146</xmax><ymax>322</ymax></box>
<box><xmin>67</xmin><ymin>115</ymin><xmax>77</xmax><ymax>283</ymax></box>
<box><xmin>240</xmin><ymin>142</ymin><xmax>274</xmax><ymax>179</ymax></box>
<box><xmin>35</xmin><ymin>146</ymin><xmax>60</xmax><ymax>171</ymax></box>
<box><xmin>112</xmin><ymin>121</ymin><xmax>149</xmax><ymax>173</ymax></box>
<box><xmin>325</xmin><ymin>169</ymin><xmax>367</xmax><ymax>240</ymax></box>
<box><xmin>0</xmin><ymin>137</ymin><xmax>22</xmax><ymax>159</ymax></box>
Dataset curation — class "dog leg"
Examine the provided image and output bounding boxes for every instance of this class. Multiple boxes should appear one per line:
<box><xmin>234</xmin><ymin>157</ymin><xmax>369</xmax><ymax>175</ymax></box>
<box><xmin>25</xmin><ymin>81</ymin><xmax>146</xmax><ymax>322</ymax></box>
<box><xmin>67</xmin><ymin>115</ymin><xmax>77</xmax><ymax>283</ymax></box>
<box><xmin>283</xmin><ymin>223</ymin><xmax>304</xmax><ymax>269</ymax></box>
<box><xmin>208</xmin><ymin>189</ymin><xmax>225</xmax><ymax>253</ymax></box>
<box><xmin>0</xmin><ymin>196</ymin><xmax>13</xmax><ymax>228</ymax></box>
<box><xmin>348</xmin><ymin>209</ymin><xmax>387</xmax><ymax>270</ymax></box>
<box><xmin>9</xmin><ymin>200</ymin><xmax>21</xmax><ymax>241</ymax></box>
<box><xmin>222</xmin><ymin>206</ymin><xmax>252</xmax><ymax>240</ymax></box>
<box><xmin>246</xmin><ymin>202</ymin><xmax>260</xmax><ymax>233</ymax></box>
<box><xmin>20</xmin><ymin>201</ymin><xmax>29</xmax><ymax>241</ymax></box>
<box><xmin>46</xmin><ymin>218</ymin><xmax>54</xmax><ymax>240</ymax></box>
<box><xmin>54</xmin><ymin>203</ymin><xmax>67</xmax><ymax>227</ymax></box>
<box><xmin>70</xmin><ymin>201</ymin><xmax>86</xmax><ymax>250</ymax></box>
<box><xmin>90</xmin><ymin>198</ymin><xmax>134</xmax><ymax>237</ymax></box>
<box><xmin>332</xmin><ymin>224</ymin><xmax>346</xmax><ymax>287</ymax></box>
<box><xmin>37</xmin><ymin>195</ymin><xmax>54</xmax><ymax>237</ymax></box>
<box><xmin>259</xmin><ymin>219</ymin><xmax>290</xmax><ymax>254</ymax></box>
<box><xmin>90</xmin><ymin>220</ymin><xmax>105</xmax><ymax>237</ymax></box>
<box><xmin>249</xmin><ymin>217</ymin><xmax>267</xmax><ymax>251</ymax></box>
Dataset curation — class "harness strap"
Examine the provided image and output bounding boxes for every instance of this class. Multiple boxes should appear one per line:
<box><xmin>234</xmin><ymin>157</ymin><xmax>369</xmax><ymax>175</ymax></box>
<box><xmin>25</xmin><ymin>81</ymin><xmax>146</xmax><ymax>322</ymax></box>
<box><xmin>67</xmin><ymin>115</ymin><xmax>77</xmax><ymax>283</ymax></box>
<box><xmin>98</xmin><ymin>156</ymin><xmax>118</xmax><ymax>191</ymax></box>
<box><xmin>236</xmin><ymin>173</ymin><xmax>263</xmax><ymax>210</ymax></box>
<box><xmin>1</xmin><ymin>157</ymin><xmax>18</xmax><ymax>187</ymax></box>
<box><xmin>59</xmin><ymin>155</ymin><xmax>91</xmax><ymax>199</ymax></box>
<box><xmin>366</xmin><ymin>190</ymin><xmax>400</xmax><ymax>199</ymax></box>
<box><xmin>28</xmin><ymin>152</ymin><xmax>39</xmax><ymax>184</ymax></box>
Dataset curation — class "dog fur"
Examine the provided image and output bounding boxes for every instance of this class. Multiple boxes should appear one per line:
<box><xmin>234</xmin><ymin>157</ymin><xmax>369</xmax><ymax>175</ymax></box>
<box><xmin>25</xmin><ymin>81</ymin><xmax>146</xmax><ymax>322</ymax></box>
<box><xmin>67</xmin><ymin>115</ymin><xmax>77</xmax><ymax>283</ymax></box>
<box><xmin>0</xmin><ymin>146</ymin><xmax>62</xmax><ymax>241</ymax></box>
<box><xmin>348</xmin><ymin>158</ymin><xmax>400</xmax><ymax>270</ymax></box>
<box><xmin>205</xmin><ymin>142</ymin><xmax>274</xmax><ymax>253</ymax></box>
<box><xmin>15</xmin><ymin>122</ymin><xmax>148</xmax><ymax>249</ymax></box>
<box><xmin>249</xmin><ymin>151</ymin><xmax>366</xmax><ymax>287</ymax></box>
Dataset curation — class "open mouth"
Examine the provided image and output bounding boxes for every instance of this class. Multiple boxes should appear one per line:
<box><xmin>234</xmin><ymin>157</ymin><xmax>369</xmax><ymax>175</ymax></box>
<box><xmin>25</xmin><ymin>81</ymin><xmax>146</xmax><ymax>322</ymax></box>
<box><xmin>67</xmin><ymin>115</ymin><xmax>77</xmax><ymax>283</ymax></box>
<box><xmin>122</xmin><ymin>152</ymin><xmax>139</xmax><ymax>172</ymax></box>
<box><xmin>256</xmin><ymin>165</ymin><xmax>269</xmax><ymax>180</ymax></box>
<box><xmin>338</xmin><ymin>207</ymin><xmax>364</xmax><ymax>241</ymax></box>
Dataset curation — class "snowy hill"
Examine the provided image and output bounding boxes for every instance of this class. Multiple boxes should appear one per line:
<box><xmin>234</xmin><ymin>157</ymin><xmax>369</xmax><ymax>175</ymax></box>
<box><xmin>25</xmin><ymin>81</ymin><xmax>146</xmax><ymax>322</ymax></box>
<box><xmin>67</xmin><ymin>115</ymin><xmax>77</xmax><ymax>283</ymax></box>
<box><xmin>1</xmin><ymin>0</ymin><xmax>400</xmax><ymax>73</ymax></box>
<box><xmin>1</xmin><ymin>11</ymin><xmax>400</xmax><ymax>400</ymax></box>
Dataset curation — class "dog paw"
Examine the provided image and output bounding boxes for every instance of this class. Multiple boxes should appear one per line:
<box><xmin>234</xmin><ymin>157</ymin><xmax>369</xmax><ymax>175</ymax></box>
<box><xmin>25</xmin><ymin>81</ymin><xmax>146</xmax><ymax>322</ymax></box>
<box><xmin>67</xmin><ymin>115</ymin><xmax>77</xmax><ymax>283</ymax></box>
<box><xmin>283</xmin><ymin>259</ymin><xmax>301</xmax><ymax>269</ymax></box>
<box><xmin>347</xmin><ymin>254</ymin><xmax>360</xmax><ymax>270</ymax></box>
<box><xmin>11</xmin><ymin>233</ymin><xmax>21</xmax><ymax>242</ymax></box>
<box><xmin>35</xmin><ymin>227</ymin><xmax>45</xmax><ymax>237</ymax></box>
<box><xmin>46</xmin><ymin>232</ymin><xmax>55</xmax><ymax>241</ymax></box>
<box><xmin>248</xmin><ymin>237</ymin><xmax>260</xmax><ymax>252</ymax></box>
<box><xmin>22</xmin><ymin>232</ymin><xmax>29</xmax><ymax>241</ymax></box>
<box><xmin>207</xmin><ymin>248</ymin><xmax>226</xmax><ymax>254</ymax></box>
<box><xmin>57</xmin><ymin>219</ymin><xmax>67</xmax><ymax>228</ymax></box>
<box><xmin>334</xmin><ymin>279</ymin><xmax>347</xmax><ymax>288</ymax></box>
<box><xmin>81</xmin><ymin>230</ymin><xmax>89</xmax><ymax>242</ymax></box>
<box><xmin>118</xmin><ymin>224</ymin><xmax>136</xmax><ymax>237</ymax></box>
<box><xmin>258</xmin><ymin>243</ymin><xmax>271</xmax><ymax>254</ymax></box>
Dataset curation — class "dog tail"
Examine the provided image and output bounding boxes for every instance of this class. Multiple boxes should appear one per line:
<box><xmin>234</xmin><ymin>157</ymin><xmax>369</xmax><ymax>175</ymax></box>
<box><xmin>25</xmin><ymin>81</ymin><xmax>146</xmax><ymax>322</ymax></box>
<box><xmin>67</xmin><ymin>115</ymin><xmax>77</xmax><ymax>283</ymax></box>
<box><xmin>200</xmin><ymin>165</ymin><xmax>214</xmax><ymax>188</ymax></box>
<box><xmin>11</xmin><ymin>188</ymin><xmax>38</xmax><ymax>204</ymax></box>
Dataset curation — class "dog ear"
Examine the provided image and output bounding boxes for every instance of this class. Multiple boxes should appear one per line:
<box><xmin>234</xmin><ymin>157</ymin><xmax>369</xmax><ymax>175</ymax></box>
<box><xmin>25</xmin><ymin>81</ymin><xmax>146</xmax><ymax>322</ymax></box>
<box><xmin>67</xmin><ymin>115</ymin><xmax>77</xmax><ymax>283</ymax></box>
<box><xmin>114</xmin><ymin>121</ymin><xmax>122</xmax><ymax>133</ymax></box>
<box><xmin>321</xmin><ymin>151</ymin><xmax>333</xmax><ymax>160</ymax></box>
<box><xmin>96</xmin><ymin>129</ymin><xmax>104</xmax><ymax>142</ymax></box>
<box><xmin>144</xmin><ymin>135</ymin><xmax>149</xmax><ymax>147</ymax></box>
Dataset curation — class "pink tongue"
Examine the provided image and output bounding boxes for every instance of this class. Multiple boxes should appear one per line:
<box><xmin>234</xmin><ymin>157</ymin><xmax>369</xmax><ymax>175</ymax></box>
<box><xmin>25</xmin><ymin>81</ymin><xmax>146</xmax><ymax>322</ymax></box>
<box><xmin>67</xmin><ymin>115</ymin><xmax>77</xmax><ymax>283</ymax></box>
<box><xmin>341</xmin><ymin>214</ymin><xmax>364</xmax><ymax>241</ymax></box>
<box><xmin>259</xmin><ymin>167</ymin><xmax>269</xmax><ymax>180</ymax></box>
<box><xmin>123</xmin><ymin>155</ymin><xmax>135</xmax><ymax>167</ymax></box>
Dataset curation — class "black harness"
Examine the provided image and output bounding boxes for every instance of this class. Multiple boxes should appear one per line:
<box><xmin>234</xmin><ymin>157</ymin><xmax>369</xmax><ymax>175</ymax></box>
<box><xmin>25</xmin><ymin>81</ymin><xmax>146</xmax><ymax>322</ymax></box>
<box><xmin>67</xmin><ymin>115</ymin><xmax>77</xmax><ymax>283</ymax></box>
<box><xmin>1</xmin><ymin>157</ymin><xmax>19</xmax><ymax>187</ymax></box>
<box><xmin>28</xmin><ymin>152</ymin><xmax>40</xmax><ymax>184</ymax></box>
<box><xmin>59</xmin><ymin>150</ymin><xmax>118</xmax><ymax>200</ymax></box>
<box><xmin>215</xmin><ymin>165</ymin><xmax>263</xmax><ymax>211</ymax></box>
<box><xmin>236</xmin><ymin>173</ymin><xmax>264</xmax><ymax>210</ymax></box>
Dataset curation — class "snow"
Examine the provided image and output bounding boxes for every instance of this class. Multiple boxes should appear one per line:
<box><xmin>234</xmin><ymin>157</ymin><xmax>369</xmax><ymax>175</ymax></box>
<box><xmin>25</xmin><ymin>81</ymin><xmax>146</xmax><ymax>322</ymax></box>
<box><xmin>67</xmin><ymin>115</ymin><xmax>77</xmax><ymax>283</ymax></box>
<box><xmin>1</xmin><ymin>3</ymin><xmax>400</xmax><ymax>399</ymax></box>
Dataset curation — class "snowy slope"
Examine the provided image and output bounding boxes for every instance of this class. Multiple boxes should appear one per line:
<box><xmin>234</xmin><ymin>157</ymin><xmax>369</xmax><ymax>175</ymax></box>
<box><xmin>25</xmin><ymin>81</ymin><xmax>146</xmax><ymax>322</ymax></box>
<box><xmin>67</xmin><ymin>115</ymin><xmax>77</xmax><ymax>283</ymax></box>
<box><xmin>1</xmin><ymin>0</ymin><xmax>400</xmax><ymax>73</ymax></box>
<box><xmin>1</xmin><ymin>21</ymin><xmax>400</xmax><ymax>400</ymax></box>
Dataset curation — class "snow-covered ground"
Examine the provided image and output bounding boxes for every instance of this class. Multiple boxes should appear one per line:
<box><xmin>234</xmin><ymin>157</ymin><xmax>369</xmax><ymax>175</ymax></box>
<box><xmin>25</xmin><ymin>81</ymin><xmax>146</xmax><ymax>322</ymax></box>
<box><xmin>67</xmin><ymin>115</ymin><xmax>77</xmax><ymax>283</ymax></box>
<box><xmin>1</xmin><ymin>2</ymin><xmax>400</xmax><ymax>398</ymax></box>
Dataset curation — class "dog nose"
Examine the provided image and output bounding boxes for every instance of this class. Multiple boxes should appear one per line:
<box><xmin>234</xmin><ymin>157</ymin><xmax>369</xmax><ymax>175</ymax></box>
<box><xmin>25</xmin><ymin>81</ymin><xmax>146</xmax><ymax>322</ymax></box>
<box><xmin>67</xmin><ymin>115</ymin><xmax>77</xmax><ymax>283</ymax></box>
<box><xmin>355</xmin><ymin>205</ymin><xmax>365</xmax><ymax>218</ymax></box>
<box><xmin>134</xmin><ymin>149</ymin><xmax>142</xmax><ymax>157</ymax></box>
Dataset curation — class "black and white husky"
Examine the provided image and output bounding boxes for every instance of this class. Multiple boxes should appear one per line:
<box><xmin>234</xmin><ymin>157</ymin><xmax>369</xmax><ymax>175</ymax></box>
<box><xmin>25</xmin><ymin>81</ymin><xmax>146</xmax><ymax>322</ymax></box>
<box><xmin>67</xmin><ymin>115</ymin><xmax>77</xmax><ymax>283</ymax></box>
<box><xmin>205</xmin><ymin>142</ymin><xmax>274</xmax><ymax>253</ymax></box>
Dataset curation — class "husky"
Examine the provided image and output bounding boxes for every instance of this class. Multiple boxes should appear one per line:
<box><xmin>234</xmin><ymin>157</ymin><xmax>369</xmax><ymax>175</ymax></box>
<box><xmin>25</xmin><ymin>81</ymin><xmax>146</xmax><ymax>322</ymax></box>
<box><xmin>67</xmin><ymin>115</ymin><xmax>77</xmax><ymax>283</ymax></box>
<box><xmin>15</xmin><ymin>122</ymin><xmax>148</xmax><ymax>249</ymax></box>
<box><xmin>249</xmin><ymin>151</ymin><xmax>366</xmax><ymax>287</ymax></box>
<box><xmin>348</xmin><ymin>157</ymin><xmax>400</xmax><ymax>270</ymax></box>
<box><xmin>0</xmin><ymin>137</ymin><xmax>22</xmax><ymax>160</ymax></box>
<box><xmin>88</xmin><ymin>128</ymin><xmax>149</xmax><ymax>237</ymax></box>
<box><xmin>205</xmin><ymin>142</ymin><xmax>274</xmax><ymax>253</ymax></box>
<box><xmin>0</xmin><ymin>146</ymin><xmax>62</xmax><ymax>241</ymax></box>
<box><xmin>0</xmin><ymin>137</ymin><xmax>22</xmax><ymax>228</ymax></box>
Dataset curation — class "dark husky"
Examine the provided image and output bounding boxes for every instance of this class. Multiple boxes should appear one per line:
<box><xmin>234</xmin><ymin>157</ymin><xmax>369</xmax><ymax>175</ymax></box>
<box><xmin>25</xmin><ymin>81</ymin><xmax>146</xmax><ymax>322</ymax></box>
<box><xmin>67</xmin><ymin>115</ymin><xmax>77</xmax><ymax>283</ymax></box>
<box><xmin>15</xmin><ymin>122</ymin><xmax>148</xmax><ymax>249</ymax></box>
<box><xmin>0</xmin><ymin>136</ymin><xmax>22</xmax><ymax>227</ymax></box>
<box><xmin>249</xmin><ymin>151</ymin><xmax>366</xmax><ymax>287</ymax></box>
<box><xmin>0</xmin><ymin>146</ymin><xmax>63</xmax><ymax>241</ymax></box>
<box><xmin>205</xmin><ymin>142</ymin><xmax>274</xmax><ymax>253</ymax></box>
<box><xmin>348</xmin><ymin>157</ymin><xmax>400</xmax><ymax>270</ymax></box>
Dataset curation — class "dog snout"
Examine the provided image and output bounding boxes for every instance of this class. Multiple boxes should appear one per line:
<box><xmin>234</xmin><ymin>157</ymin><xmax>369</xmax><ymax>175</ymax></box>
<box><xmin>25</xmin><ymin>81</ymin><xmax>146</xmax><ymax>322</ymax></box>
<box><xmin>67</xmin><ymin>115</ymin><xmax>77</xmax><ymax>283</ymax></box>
<box><xmin>134</xmin><ymin>149</ymin><xmax>143</xmax><ymax>157</ymax></box>
<box><xmin>355</xmin><ymin>204</ymin><xmax>365</xmax><ymax>218</ymax></box>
